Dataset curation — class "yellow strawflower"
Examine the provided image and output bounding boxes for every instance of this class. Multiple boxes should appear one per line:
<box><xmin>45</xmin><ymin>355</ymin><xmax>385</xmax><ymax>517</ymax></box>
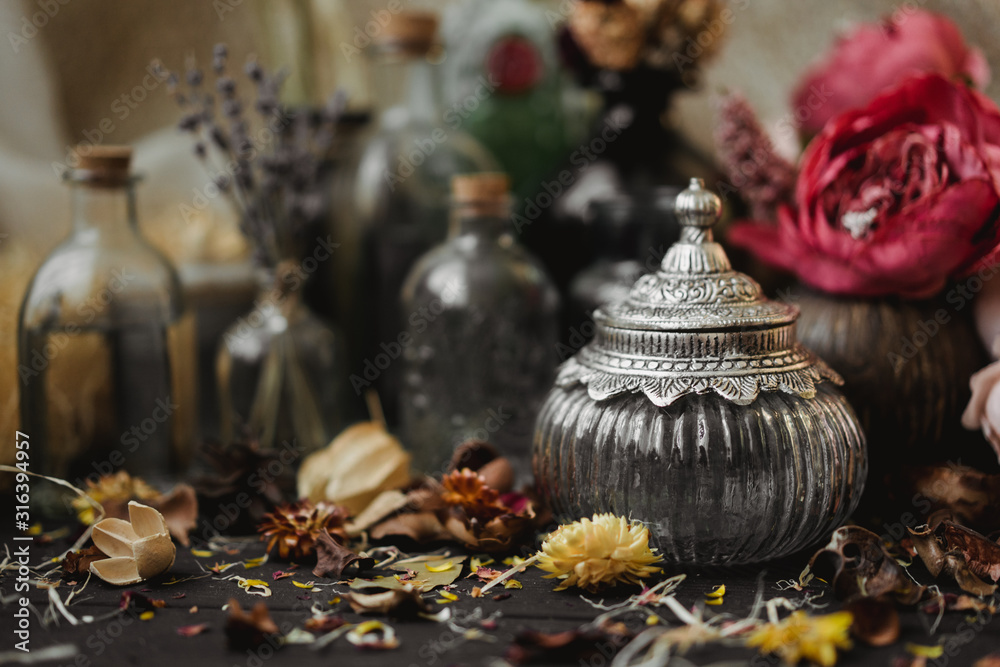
<box><xmin>747</xmin><ymin>610</ymin><xmax>853</xmax><ymax>666</ymax></box>
<box><xmin>536</xmin><ymin>514</ymin><xmax>662</xmax><ymax>592</ymax></box>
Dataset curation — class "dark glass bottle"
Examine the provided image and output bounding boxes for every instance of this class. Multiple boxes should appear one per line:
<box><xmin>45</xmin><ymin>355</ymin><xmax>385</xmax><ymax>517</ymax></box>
<box><xmin>18</xmin><ymin>146</ymin><xmax>196</xmax><ymax>491</ymax></box>
<box><xmin>400</xmin><ymin>173</ymin><xmax>559</xmax><ymax>479</ymax></box>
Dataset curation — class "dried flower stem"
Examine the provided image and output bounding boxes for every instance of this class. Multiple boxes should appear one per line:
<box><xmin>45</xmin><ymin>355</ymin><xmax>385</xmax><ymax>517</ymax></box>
<box><xmin>478</xmin><ymin>554</ymin><xmax>540</xmax><ymax>595</ymax></box>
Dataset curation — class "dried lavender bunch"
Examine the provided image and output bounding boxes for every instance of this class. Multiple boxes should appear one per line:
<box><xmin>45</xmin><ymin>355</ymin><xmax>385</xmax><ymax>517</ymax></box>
<box><xmin>155</xmin><ymin>44</ymin><xmax>346</xmax><ymax>268</ymax></box>
<box><xmin>714</xmin><ymin>92</ymin><xmax>797</xmax><ymax>222</ymax></box>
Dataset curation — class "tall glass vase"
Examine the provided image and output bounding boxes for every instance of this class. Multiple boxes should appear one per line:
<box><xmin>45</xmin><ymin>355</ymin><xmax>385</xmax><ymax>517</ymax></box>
<box><xmin>216</xmin><ymin>261</ymin><xmax>348</xmax><ymax>457</ymax></box>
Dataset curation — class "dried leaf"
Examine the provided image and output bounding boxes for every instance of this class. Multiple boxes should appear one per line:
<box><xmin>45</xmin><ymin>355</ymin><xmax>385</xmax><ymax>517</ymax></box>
<box><xmin>62</xmin><ymin>546</ymin><xmax>108</xmax><ymax>574</ymax></box>
<box><xmin>297</xmin><ymin>422</ymin><xmax>411</xmax><ymax>514</ymax></box>
<box><xmin>921</xmin><ymin>593</ymin><xmax>996</xmax><ymax>614</ymax></box>
<box><xmin>351</xmin><ymin>556</ymin><xmax>468</xmax><ymax>593</ymax></box>
<box><xmin>808</xmin><ymin>526</ymin><xmax>925</xmax><ymax>603</ymax></box>
<box><xmin>444</xmin><ymin>510</ymin><xmax>536</xmax><ymax>554</ymax></box>
<box><xmin>345</xmin><ymin>490</ymin><xmax>411</xmax><ymax>536</ymax></box>
<box><xmin>909</xmin><ymin>525</ymin><xmax>998</xmax><ymax>596</ymax></box>
<box><xmin>155</xmin><ymin>484</ymin><xmax>198</xmax><ymax>547</ymax></box>
<box><xmin>943</xmin><ymin>522</ymin><xmax>1000</xmax><ymax>582</ymax></box>
<box><xmin>346</xmin><ymin>588</ymin><xmax>433</xmax><ymax>618</ymax></box>
<box><xmin>370</xmin><ymin>511</ymin><xmax>450</xmax><ymax>543</ymax></box>
<box><xmin>312</xmin><ymin>530</ymin><xmax>374</xmax><ymax>579</ymax></box>
<box><xmin>899</xmin><ymin>465</ymin><xmax>1000</xmax><ymax>533</ymax></box>
<box><xmin>846</xmin><ymin>598</ymin><xmax>899</xmax><ymax>646</ymax></box>
<box><xmin>225</xmin><ymin>598</ymin><xmax>280</xmax><ymax>650</ymax></box>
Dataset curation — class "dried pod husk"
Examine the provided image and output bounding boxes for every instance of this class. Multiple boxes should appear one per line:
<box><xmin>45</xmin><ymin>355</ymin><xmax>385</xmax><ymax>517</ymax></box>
<box><xmin>297</xmin><ymin>422</ymin><xmax>411</xmax><ymax>515</ymax></box>
<box><xmin>90</xmin><ymin>502</ymin><xmax>176</xmax><ymax>585</ymax></box>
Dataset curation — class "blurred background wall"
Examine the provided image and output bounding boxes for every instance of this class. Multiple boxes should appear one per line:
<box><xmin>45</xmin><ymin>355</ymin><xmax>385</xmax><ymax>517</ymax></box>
<box><xmin>2</xmin><ymin>0</ymin><xmax>999</xmax><ymax>251</ymax></box>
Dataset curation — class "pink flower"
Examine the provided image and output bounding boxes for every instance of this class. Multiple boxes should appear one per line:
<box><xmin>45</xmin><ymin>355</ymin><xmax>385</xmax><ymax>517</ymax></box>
<box><xmin>962</xmin><ymin>361</ymin><xmax>1000</xmax><ymax>463</ymax></box>
<box><xmin>729</xmin><ymin>74</ymin><xmax>1000</xmax><ymax>299</ymax></box>
<box><xmin>791</xmin><ymin>10</ymin><xmax>989</xmax><ymax>137</ymax></box>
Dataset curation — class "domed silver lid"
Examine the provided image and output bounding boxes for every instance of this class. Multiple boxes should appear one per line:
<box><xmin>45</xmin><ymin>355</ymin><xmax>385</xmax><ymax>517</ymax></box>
<box><xmin>557</xmin><ymin>178</ymin><xmax>841</xmax><ymax>406</ymax></box>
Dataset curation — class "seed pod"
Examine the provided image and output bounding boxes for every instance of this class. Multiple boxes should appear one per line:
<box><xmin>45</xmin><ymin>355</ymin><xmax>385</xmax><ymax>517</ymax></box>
<box><xmin>90</xmin><ymin>502</ymin><xmax>176</xmax><ymax>585</ymax></box>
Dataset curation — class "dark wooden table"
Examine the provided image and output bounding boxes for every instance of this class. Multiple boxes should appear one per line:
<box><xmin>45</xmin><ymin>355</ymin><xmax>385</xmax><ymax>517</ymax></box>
<box><xmin>2</xmin><ymin>527</ymin><xmax>1000</xmax><ymax>667</ymax></box>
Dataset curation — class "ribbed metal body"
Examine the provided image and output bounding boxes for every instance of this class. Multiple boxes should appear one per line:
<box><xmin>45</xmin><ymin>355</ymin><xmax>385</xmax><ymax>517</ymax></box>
<box><xmin>533</xmin><ymin>383</ymin><xmax>866</xmax><ymax>564</ymax></box>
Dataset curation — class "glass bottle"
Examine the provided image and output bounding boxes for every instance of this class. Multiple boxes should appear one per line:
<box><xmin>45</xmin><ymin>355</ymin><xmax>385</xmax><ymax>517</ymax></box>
<box><xmin>569</xmin><ymin>189</ymin><xmax>679</xmax><ymax>328</ymax></box>
<box><xmin>400</xmin><ymin>173</ymin><xmax>560</xmax><ymax>480</ymax></box>
<box><xmin>439</xmin><ymin>0</ymin><xmax>586</xmax><ymax>202</ymax></box>
<box><xmin>216</xmin><ymin>260</ymin><xmax>349</xmax><ymax>456</ymax></box>
<box><xmin>351</xmin><ymin>11</ymin><xmax>498</xmax><ymax>425</ymax></box>
<box><xmin>18</xmin><ymin>146</ymin><xmax>196</xmax><ymax>493</ymax></box>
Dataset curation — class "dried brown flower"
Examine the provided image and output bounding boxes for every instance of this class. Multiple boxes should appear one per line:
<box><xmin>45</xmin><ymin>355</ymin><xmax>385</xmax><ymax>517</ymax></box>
<box><xmin>258</xmin><ymin>500</ymin><xmax>348</xmax><ymax>560</ymax></box>
<box><xmin>62</xmin><ymin>545</ymin><xmax>108</xmax><ymax>575</ymax></box>
<box><xmin>195</xmin><ymin>435</ymin><xmax>294</xmax><ymax>534</ymax></box>
<box><xmin>73</xmin><ymin>471</ymin><xmax>198</xmax><ymax>546</ymax></box>
<box><xmin>569</xmin><ymin>2</ymin><xmax>645</xmax><ymax>71</ymax></box>
<box><xmin>73</xmin><ymin>471</ymin><xmax>159</xmax><ymax>524</ymax></box>
<box><xmin>441</xmin><ymin>469</ymin><xmax>506</xmax><ymax>521</ymax></box>
<box><xmin>566</xmin><ymin>0</ymin><xmax>726</xmax><ymax>76</ymax></box>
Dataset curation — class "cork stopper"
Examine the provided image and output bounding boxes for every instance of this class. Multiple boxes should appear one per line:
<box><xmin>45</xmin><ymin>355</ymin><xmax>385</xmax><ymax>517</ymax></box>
<box><xmin>72</xmin><ymin>145</ymin><xmax>133</xmax><ymax>186</ymax></box>
<box><xmin>373</xmin><ymin>12</ymin><xmax>438</xmax><ymax>56</ymax></box>
<box><xmin>452</xmin><ymin>173</ymin><xmax>509</xmax><ymax>203</ymax></box>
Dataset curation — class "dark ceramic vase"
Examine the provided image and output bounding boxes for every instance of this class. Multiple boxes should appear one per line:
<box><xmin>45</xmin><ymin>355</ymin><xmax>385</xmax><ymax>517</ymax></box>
<box><xmin>792</xmin><ymin>287</ymin><xmax>987</xmax><ymax>466</ymax></box>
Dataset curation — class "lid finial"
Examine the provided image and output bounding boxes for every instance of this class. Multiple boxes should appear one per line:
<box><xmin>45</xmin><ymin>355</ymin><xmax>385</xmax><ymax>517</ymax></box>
<box><xmin>674</xmin><ymin>177</ymin><xmax>722</xmax><ymax>241</ymax></box>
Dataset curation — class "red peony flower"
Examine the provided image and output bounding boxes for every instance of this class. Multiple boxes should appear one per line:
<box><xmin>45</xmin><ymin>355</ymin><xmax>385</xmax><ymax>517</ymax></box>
<box><xmin>730</xmin><ymin>74</ymin><xmax>1000</xmax><ymax>299</ymax></box>
<box><xmin>791</xmin><ymin>10</ymin><xmax>989</xmax><ymax>137</ymax></box>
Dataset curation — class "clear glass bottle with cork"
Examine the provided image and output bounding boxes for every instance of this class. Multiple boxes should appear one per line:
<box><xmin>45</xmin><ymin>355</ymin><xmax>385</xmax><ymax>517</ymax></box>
<box><xmin>18</xmin><ymin>146</ymin><xmax>196</xmax><ymax>497</ymax></box>
<box><xmin>350</xmin><ymin>11</ymin><xmax>498</xmax><ymax>424</ymax></box>
<box><xmin>400</xmin><ymin>173</ymin><xmax>559</xmax><ymax>479</ymax></box>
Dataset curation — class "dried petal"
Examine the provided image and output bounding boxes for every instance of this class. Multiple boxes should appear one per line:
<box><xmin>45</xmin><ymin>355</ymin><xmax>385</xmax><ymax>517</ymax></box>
<box><xmin>346</xmin><ymin>588</ymin><xmax>432</xmax><ymax>618</ymax></box>
<box><xmin>177</xmin><ymin>623</ymin><xmax>209</xmax><ymax>637</ymax></box>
